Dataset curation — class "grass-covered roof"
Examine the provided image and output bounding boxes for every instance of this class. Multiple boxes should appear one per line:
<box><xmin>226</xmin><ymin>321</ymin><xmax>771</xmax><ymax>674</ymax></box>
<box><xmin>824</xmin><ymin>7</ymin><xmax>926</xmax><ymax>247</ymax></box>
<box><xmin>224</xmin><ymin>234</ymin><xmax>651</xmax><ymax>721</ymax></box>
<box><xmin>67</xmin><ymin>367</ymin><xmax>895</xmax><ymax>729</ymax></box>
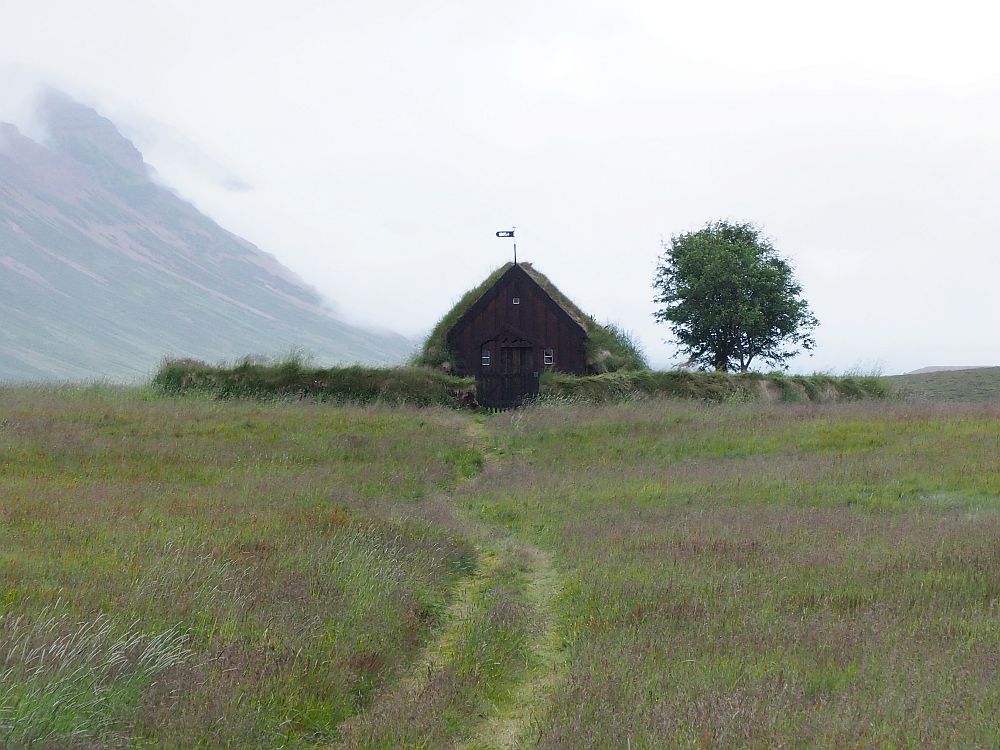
<box><xmin>415</xmin><ymin>262</ymin><xmax>648</xmax><ymax>373</ymax></box>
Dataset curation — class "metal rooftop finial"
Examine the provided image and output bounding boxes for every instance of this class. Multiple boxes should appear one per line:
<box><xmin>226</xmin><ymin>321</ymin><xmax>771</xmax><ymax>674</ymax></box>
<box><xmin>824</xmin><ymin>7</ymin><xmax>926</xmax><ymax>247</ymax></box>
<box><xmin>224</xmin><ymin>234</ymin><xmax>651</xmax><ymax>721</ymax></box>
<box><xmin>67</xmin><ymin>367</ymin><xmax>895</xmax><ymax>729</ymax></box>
<box><xmin>495</xmin><ymin>227</ymin><xmax>516</xmax><ymax>264</ymax></box>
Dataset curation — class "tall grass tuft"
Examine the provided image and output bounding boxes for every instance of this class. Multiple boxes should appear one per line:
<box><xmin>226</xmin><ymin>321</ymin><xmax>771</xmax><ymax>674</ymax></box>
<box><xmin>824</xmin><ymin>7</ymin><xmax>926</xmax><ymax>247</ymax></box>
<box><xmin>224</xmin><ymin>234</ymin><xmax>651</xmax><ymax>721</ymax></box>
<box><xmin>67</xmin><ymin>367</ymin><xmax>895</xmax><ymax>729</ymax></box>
<box><xmin>586</xmin><ymin>322</ymin><xmax>649</xmax><ymax>373</ymax></box>
<box><xmin>0</xmin><ymin>605</ymin><xmax>191</xmax><ymax>747</ymax></box>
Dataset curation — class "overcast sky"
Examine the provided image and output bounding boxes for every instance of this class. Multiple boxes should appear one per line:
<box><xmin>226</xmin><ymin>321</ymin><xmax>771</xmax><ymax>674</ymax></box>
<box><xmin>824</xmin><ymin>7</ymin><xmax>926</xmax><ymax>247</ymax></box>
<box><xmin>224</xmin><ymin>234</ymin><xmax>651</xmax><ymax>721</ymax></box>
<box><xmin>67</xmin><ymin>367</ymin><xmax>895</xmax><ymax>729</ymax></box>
<box><xmin>3</xmin><ymin>1</ymin><xmax>999</xmax><ymax>374</ymax></box>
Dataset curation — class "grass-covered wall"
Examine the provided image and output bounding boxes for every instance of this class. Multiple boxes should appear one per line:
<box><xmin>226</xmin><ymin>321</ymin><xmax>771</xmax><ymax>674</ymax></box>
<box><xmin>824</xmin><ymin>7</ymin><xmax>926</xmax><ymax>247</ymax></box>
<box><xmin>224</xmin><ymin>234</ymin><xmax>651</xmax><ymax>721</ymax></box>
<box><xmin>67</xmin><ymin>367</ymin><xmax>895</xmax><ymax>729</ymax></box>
<box><xmin>154</xmin><ymin>357</ymin><xmax>474</xmax><ymax>406</ymax></box>
<box><xmin>154</xmin><ymin>358</ymin><xmax>888</xmax><ymax>407</ymax></box>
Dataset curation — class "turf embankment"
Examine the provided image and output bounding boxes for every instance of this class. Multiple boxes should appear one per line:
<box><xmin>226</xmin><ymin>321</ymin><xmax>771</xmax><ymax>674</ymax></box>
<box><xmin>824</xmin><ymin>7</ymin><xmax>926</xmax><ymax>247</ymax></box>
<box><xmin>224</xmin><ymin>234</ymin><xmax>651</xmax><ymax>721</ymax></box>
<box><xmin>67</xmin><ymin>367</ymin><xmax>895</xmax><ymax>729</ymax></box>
<box><xmin>154</xmin><ymin>358</ymin><xmax>475</xmax><ymax>406</ymax></box>
<box><xmin>540</xmin><ymin>370</ymin><xmax>888</xmax><ymax>403</ymax></box>
<box><xmin>155</xmin><ymin>359</ymin><xmax>887</xmax><ymax>406</ymax></box>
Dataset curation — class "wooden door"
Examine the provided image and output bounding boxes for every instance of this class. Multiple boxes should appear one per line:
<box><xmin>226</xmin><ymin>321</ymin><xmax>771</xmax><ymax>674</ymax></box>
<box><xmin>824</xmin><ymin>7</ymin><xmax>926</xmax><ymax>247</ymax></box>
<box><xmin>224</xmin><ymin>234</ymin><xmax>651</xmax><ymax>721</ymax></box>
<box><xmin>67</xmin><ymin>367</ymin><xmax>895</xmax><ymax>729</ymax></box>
<box><xmin>477</xmin><ymin>339</ymin><xmax>538</xmax><ymax>409</ymax></box>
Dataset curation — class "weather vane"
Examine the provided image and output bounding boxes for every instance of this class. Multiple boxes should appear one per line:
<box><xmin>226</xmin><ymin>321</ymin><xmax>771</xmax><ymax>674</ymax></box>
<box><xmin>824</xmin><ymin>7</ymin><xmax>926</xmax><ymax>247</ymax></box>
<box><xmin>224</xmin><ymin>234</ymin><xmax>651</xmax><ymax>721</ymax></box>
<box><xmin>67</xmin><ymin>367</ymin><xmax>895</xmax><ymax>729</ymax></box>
<box><xmin>495</xmin><ymin>227</ymin><xmax>516</xmax><ymax>264</ymax></box>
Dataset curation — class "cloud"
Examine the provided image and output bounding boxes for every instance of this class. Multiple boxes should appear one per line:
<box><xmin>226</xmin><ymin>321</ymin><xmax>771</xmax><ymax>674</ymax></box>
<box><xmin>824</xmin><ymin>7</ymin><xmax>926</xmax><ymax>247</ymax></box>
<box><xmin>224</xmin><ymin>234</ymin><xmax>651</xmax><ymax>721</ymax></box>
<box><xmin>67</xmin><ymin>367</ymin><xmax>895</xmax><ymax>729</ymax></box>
<box><xmin>0</xmin><ymin>67</ymin><xmax>49</xmax><ymax>145</ymax></box>
<box><xmin>119</xmin><ymin>114</ymin><xmax>253</xmax><ymax>193</ymax></box>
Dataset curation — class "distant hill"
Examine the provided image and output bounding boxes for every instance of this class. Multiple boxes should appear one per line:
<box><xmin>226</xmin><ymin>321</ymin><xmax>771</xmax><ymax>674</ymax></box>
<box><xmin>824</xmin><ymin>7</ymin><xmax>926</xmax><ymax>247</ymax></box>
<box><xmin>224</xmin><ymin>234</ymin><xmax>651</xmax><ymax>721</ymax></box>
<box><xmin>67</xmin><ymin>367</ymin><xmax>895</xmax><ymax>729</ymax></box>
<box><xmin>905</xmin><ymin>366</ymin><xmax>991</xmax><ymax>375</ymax></box>
<box><xmin>0</xmin><ymin>91</ymin><xmax>411</xmax><ymax>382</ymax></box>
<box><xmin>886</xmin><ymin>367</ymin><xmax>1000</xmax><ymax>402</ymax></box>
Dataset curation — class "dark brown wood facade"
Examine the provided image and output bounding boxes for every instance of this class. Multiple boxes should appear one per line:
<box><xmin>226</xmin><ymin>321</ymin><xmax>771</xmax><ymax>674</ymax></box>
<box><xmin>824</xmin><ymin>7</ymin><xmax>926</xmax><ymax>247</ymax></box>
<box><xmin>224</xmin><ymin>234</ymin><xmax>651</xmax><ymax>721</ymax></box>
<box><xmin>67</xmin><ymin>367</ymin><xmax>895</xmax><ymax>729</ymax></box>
<box><xmin>446</xmin><ymin>264</ymin><xmax>588</xmax><ymax>408</ymax></box>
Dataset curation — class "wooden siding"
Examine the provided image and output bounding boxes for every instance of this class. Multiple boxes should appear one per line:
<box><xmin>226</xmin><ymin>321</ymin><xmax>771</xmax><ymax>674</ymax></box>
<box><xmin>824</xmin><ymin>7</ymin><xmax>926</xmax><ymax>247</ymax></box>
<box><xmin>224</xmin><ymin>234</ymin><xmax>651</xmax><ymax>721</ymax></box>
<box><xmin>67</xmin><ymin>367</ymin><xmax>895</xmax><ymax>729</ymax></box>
<box><xmin>446</xmin><ymin>264</ymin><xmax>588</xmax><ymax>380</ymax></box>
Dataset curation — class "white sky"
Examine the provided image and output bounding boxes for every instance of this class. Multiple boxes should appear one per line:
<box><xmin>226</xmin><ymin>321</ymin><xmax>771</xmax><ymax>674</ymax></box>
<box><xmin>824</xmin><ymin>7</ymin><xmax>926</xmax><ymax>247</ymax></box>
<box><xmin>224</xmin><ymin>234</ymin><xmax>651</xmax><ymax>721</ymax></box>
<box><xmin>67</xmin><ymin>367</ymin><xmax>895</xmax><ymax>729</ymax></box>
<box><xmin>3</xmin><ymin>0</ymin><xmax>999</xmax><ymax>374</ymax></box>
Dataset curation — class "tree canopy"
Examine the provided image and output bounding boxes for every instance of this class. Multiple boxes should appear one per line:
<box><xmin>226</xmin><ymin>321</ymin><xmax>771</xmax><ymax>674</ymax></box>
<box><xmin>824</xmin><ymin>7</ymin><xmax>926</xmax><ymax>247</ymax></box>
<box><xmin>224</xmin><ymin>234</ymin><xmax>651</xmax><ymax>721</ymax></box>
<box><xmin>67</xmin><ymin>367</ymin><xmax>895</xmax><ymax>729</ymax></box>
<box><xmin>653</xmin><ymin>220</ymin><xmax>818</xmax><ymax>372</ymax></box>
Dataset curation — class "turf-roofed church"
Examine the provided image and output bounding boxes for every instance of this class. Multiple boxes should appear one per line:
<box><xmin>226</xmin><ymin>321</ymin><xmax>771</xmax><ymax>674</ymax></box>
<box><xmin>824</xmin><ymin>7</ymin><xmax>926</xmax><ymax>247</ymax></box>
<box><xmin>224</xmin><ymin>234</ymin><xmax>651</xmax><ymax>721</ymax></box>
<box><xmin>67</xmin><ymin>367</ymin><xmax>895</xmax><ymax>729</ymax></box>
<box><xmin>419</xmin><ymin>262</ymin><xmax>646</xmax><ymax>408</ymax></box>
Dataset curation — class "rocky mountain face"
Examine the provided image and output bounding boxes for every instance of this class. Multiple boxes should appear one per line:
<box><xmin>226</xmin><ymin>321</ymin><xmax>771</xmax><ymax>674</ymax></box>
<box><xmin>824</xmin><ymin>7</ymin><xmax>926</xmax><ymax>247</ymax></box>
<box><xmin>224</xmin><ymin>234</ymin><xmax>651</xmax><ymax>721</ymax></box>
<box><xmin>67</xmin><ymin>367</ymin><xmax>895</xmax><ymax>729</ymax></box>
<box><xmin>0</xmin><ymin>92</ymin><xmax>411</xmax><ymax>381</ymax></box>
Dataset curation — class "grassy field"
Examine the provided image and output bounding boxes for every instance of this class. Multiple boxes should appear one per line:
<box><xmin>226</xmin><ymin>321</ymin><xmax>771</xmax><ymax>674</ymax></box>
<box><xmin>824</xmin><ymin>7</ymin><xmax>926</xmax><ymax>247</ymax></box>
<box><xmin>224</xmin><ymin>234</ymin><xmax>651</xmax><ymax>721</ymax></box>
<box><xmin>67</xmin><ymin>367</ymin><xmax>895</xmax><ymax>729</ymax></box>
<box><xmin>471</xmin><ymin>402</ymin><xmax>999</xmax><ymax>748</ymax></box>
<box><xmin>0</xmin><ymin>387</ymin><xmax>480</xmax><ymax>748</ymax></box>
<box><xmin>886</xmin><ymin>366</ymin><xmax>1000</xmax><ymax>402</ymax></box>
<box><xmin>1</xmin><ymin>387</ymin><xmax>998</xmax><ymax>747</ymax></box>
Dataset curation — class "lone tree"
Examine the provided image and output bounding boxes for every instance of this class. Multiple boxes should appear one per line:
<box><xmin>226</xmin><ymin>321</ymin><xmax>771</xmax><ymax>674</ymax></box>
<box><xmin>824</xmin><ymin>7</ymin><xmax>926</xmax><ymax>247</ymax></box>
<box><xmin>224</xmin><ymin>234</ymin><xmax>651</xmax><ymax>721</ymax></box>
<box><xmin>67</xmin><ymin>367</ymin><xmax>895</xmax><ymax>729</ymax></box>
<box><xmin>653</xmin><ymin>220</ymin><xmax>818</xmax><ymax>372</ymax></box>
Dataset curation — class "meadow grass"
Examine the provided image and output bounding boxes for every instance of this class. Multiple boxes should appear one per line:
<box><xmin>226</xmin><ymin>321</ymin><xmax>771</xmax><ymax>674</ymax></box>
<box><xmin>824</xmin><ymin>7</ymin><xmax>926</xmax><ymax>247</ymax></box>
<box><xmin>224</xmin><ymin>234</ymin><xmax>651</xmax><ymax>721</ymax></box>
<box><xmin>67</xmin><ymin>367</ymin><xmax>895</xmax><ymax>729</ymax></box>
<box><xmin>1</xmin><ymin>387</ymin><xmax>997</xmax><ymax>747</ymax></box>
<box><xmin>0</xmin><ymin>386</ymin><xmax>477</xmax><ymax>748</ymax></box>
<box><xmin>465</xmin><ymin>400</ymin><xmax>999</xmax><ymax>748</ymax></box>
<box><xmin>336</xmin><ymin>546</ymin><xmax>534</xmax><ymax>750</ymax></box>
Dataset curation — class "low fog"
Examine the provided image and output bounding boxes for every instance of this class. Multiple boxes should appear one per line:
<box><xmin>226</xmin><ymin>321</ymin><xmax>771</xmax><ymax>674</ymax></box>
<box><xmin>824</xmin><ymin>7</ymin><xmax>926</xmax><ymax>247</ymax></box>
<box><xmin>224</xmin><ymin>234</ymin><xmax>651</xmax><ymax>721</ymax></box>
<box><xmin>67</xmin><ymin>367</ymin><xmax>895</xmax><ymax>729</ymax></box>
<box><xmin>3</xmin><ymin>1</ymin><xmax>1000</xmax><ymax>374</ymax></box>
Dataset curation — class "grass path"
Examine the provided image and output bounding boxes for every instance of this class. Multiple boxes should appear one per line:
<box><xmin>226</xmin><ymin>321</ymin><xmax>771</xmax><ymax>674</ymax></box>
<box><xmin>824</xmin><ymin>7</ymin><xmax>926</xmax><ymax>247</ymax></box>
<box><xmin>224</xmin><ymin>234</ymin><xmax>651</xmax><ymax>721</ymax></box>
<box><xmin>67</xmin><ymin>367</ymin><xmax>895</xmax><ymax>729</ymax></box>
<box><xmin>453</xmin><ymin>421</ymin><xmax>569</xmax><ymax>750</ymax></box>
<box><xmin>335</xmin><ymin>419</ymin><xmax>568</xmax><ymax>749</ymax></box>
<box><xmin>350</xmin><ymin>542</ymin><xmax>507</xmax><ymax>716</ymax></box>
<box><xmin>454</xmin><ymin>543</ymin><xmax>566</xmax><ymax>750</ymax></box>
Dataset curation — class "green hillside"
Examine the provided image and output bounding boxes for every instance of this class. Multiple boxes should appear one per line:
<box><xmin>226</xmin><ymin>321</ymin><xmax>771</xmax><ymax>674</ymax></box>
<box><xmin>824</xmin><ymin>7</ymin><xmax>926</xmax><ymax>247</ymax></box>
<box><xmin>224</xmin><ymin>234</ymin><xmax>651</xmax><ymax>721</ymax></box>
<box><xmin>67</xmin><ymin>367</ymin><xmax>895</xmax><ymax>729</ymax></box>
<box><xmin>886</xmin><ymin>366</ymin><xmax>1000</xmax><ymax>401</ymax></box>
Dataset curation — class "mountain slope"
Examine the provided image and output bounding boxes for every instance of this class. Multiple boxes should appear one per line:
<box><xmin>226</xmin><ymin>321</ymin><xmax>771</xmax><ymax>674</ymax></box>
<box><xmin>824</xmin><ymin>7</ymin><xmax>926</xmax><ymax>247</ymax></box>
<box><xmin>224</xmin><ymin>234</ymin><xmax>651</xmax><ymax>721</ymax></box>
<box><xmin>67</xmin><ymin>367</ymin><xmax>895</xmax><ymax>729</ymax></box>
<box><xmin>0</xmin><ymin>91</ymin><xmax>410</xmax><ymax>381</ymax></box>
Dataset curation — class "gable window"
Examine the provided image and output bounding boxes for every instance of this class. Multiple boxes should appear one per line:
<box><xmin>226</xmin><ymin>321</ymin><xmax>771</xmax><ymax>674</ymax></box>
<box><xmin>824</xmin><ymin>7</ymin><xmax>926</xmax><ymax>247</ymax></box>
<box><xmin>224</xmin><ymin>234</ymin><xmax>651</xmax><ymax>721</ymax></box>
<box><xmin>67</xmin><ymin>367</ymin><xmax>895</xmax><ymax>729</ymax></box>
<box><xmin>481</xmin><ymin>349</ymin><xmax>491</xmax><ymax>366</ymax></box>
<box><xmin>512</xmin><ymin>297</ymin><xmax>520</xmax><ymax>305</ymax></box>
<box><xmin>543</xmin><ymin>348</ymin><xmax>554</xmax><ymax>366</ymax></box>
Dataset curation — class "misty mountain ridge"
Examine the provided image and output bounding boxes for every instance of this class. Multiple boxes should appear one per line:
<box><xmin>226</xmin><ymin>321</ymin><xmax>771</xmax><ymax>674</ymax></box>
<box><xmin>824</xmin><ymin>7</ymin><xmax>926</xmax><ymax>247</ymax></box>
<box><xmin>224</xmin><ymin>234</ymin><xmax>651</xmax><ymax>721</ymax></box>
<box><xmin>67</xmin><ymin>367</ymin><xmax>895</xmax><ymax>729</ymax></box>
<box><xmin>0</xmin><ymin>90</ymin><xmax>411</xmax><ymax>381</ymax></box>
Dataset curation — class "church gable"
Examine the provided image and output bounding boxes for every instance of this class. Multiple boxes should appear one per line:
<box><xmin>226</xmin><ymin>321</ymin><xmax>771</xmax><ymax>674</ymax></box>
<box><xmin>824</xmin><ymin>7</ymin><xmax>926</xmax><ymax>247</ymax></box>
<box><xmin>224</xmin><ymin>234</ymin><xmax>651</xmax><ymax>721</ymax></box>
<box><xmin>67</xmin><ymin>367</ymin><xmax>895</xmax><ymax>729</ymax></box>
<box><xmin>416</xmin><ymin>261</ymin><xmax>647</xmax><ymax>388</ymax></box>
<box><xmin>445</xmin><ymin>264</ymin><xmax>588</xmax><ymax>382</ymax></box>
<box><xmin>448</xmin><ymin>264</ymin><xmax>587</xmax><ymax>349</ymax></box>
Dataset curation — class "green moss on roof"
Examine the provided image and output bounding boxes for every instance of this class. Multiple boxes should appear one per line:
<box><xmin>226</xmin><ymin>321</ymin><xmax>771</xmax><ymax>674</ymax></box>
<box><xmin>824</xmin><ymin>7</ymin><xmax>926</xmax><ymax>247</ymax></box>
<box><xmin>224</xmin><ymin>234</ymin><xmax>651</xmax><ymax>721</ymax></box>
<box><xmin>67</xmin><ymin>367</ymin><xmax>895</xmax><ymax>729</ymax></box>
<box><xmin>415</xmin><ymin>262</ymin><xmax>648</xmax><ymax>372</ymax></box>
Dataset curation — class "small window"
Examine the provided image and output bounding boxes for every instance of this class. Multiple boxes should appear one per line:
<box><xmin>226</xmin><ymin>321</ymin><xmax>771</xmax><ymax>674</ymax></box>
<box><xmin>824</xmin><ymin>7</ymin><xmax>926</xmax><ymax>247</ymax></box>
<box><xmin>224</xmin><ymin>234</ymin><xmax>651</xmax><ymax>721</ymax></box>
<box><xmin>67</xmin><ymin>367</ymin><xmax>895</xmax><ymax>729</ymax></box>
<box><xmin>512</xmin><ymin>297</ymin><xmax>520</xmax><ymax>305</ymax></box>
<box><xmin>543</xmin><ymin>348</ymin><xmax>554</xmax><ymax>366</ymax></box>
<box><xmin>481</xmin><ymin>349</ymin><xmax>491</xmax><ymax>366</ymax></box>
